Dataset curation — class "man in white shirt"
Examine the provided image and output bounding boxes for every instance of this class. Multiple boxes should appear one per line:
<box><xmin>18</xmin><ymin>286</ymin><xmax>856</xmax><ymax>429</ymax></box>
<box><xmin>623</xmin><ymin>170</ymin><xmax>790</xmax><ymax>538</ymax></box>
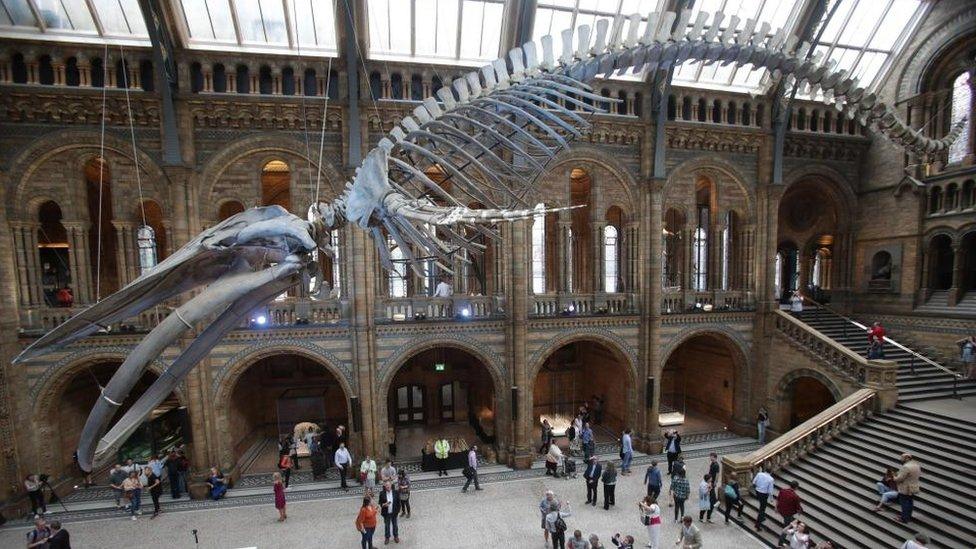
<box><xmin>901</xmin><ymin>533</ymin><xmax>929</xmax><ymax>549</ymax></box>
<box><xmin>334</xmin><ymin>443</ymin><xmax>352</xmax><ymax>491</ymax></box>
<box><xmin>433</xmin><ymin>277</ymin><xmax>453</xmax><ymax>297</ymax></box>
<box><xmin>752</xmin><ymin>465</ymin><xmax>775</xmax><ymax>531</ymax></box>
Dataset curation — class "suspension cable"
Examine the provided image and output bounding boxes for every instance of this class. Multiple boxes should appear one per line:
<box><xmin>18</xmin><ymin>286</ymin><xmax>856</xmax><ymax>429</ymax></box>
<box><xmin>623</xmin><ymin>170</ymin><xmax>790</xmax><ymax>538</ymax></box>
<box><xmin>95</xmin><ymin>41</ymin><xmax>108</xmax><ymax>302</ymax></box>
<box><xmin>118</xmin><ymin>45</ymin><xmax>148</xmax><ymax>229</ymax></box>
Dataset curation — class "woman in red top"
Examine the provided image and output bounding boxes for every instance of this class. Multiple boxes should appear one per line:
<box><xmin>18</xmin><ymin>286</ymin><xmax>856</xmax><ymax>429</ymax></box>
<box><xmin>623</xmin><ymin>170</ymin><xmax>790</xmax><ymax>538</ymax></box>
<box><xmin>775</xmin><ymin>480</ymin><xmax>803</xmax><ymax>525</ymax></box>
<box><xmin>356</xmin><ymin>496</ymin><xmax>379</xmax><ymax>549</ymax></box>
<box><xmin>273</xmin><ymin>472</ymin><xmax>286</xmax><ymax>522</ymax></box>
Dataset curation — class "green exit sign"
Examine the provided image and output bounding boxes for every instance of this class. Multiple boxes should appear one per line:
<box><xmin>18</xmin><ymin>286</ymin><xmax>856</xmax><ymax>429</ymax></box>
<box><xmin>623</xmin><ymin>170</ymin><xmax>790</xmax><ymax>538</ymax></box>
<box><xmin>434</xmin><ymin>363</ymin><xmax>445</xmax><ymax>372</ymax></box>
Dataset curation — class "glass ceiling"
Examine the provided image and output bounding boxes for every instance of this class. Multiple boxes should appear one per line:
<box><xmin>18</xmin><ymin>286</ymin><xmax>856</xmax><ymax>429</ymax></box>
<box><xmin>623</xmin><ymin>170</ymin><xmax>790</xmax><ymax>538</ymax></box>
<box><xmin>367</xmin><ymin>0</ymin><xmax>506</xmax><ymax>66</ymax></box>
<box><xmin>174</xmin><ymin>0</ymin><xmax>338</xmax><ymax>56</ymax></box>
<box><xmin>0</xmin><ymin>0</ymin><xmax>149</xmax><ymax>45</ymax></box>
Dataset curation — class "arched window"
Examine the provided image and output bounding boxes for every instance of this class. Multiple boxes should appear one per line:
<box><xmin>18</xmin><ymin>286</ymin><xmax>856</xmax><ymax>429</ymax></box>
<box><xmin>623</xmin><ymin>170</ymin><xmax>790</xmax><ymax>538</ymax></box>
<box><xmin>663</xmin><ymin>208</ymin><xmax>685</xmax><ymax>289</ymax></box>
<box><xmin>38</xmin><ymin>201</ymin><xmax>71</xmax><ymax>305</ymax></box>
<box><xmin>946</xmin><ymin>183</ymin><xmax>959</xmax><ymax>210</ymax></box>
<box><xmin>389</xmin><ymin>237</ymin><xmax>407</xmax><ymax>298</ymax></box>
<box><xmin>369</xmin><ymin>71</ymin><xmax>382</xmax><ymax>99</ymax></box>
<box><xmin>603</xmin><ymin>225</ymin><xmax>619</xmax><ymax>293</ymax></box>
<box><xmin>962</xmin><ymin>180</ymin><xmax>975</xmax><ymax>209</ymax></box>
<box><xmin>692</xmin><ymin>225</ymin><xmax>707</xmax><ymax>290</ymax></box>
<box><xmin>303</xmin><ymin>69</ymin><xmax>316</xmax><ymax>96</ymax></box>
<box><xmin>721</xmin><ymin>211</ymin><xmax>738</xmax><ymax>291</ymax></box>
<box><xmin>84</xmin><ymin>157</ymin><xmax>119</xmax><ymax>297</ymax></box>
<box><xmin>531</xmin><ymin>203</ymin><xmax>546</xmax><ymax>294</ymax></box>
<box><xmin>235</xmin><ymin>64</ymin><xmax>250</xmax><ymax>93</ymax></box>
<box><xmin>948</xmin><ymin>71</ymin><xmax>972</xmax><ymax>164</ymax></box>
<box><xmin>65</xmin><ymin>57</ymin><xmax>80</xmax><ymax>86</ymax></box>
<box><xmin>38</xmin><ymin>55</ymin><xmax>54</xmax><ymax>85</ymax></box>
<box><xmin>213</xmin><ymin>63</ymin><xmax>226</xmax><ymax>92</ymax></box>
<box><xmin>190</xmin><ymin>62</ymin><xmax>203</xmax><ymax>92</ymax></box>
<box><xmin>282</xmin><ymin>67</ymin><xmax>295</xmax><ymax>95</ymax></box>
<box><xmin>929</xmin><ymin>187</ymin><xmax>943</xmax><ymax>214</ymax></box>
<box><xmin>261</xmin><ymin>160</ymin><xmax>291</xmax><ymax>211</ymax></box>
<box><xmin>258</xmin><ymin>65</ymin><xmax>273</xmax><ymax>94</ymax></box>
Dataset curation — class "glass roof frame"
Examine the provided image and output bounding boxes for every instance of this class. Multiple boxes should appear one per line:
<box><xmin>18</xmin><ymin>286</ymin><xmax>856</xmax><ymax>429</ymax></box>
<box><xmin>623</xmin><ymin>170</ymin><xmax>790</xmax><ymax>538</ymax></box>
<box><xmin>0</xmin><ymin>0</ymin><xmax>150</xmax><ymax>46</ymax></box>
<box><xmin>171</xmin><ymin>0</ymin><xmax>339</xmax><ymax>57</ymax></box>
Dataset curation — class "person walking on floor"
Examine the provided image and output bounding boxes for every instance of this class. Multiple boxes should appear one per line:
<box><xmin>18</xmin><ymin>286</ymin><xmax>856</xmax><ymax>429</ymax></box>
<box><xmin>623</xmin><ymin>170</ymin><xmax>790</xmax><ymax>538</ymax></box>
<box><xmin>109</xmin><ymin>463</ymin><xmax>128</xmax><ymax>509</ymax></box>
<box><xmin>289</xmin><ymin>435</ymin><xmax>301</xmax><ymax>470</ymax></box>
<box><xmin>24</xmin><ymin>474</ymin><xmax>46</xmax><ymax>518</ymax></box>
<box><xmin>434</xmin><ymin>438</ymin><xmax>450</xmax><ymax>476</ymax></box>
<box><xmin>541</xmin><ymin>418</ymin><xmax>555</xmax><ymax>455</ymax></box>
<box><xmin>752</xmin><ymin>464</ymin><xmax>774</xmax><ymax>531</ymax></box>
<box><xmin>379</xmin><ymin>480</ymin><xmax>401</xmax><ymax>544</ymax></box>
<box><xmin>776</xmin><ymin>480</ymin><xmax>802</xmax><ymax>525</ymax></box>
<box><xmin>545</xmin><ymin>500</ymin><xmax>573</xmax><ymax>549</ymax></box>
<box><xmin>638</xmin><ymin>495</ymin><xmax>661</xmax><ymax>549</ymax></box>
<box><xmin>669</xmin><ymin>471</ymin><xmax>690</xmax><ymax>523</ymax></box>
<box><xmin>663</xmin><ymin>430</ymin><xmax>681</xmax><ymax>476</ymax></box>
<box><xmin>676</xmin><ymin>515</ymin><xmax>703</xmax><ymax>549</ymax></box>
<box><xmin>707</xmin><ymin>453</ymin><xmax>720</xmax><ymax>487</ymax></box>
<box><xmin>570</xmin><ymin>415</ymin><xmax>584</xmax><ymax>456</ymax></box>
<box><xmin>25</xmin><ymin>517</ymin><xmax>51</xmax><ymax>549</ymax></box>
<box><xmin>397</xmin><ymin>470</ymin><xmax>411</xmax><ymax>518</ymax></box>
<box><xmin>722</xmin><ymin>477</ymin><xmax>744</xmax><ymax>524</ymax></box>
<box><xmin>644</xmin><ymin>460</ymin><xmax>662</xmax><ymax>501</ymax></box>
<box><xmin>278</xmin><ymin>451</ymin><xmax>294</xmax><ymax>489</ymax></box>
<box><xmin>757</xmin><ymin>407</ymin><xmax>770</xmax><ymax>445</ymax></box>
<box><xmin>356</xmin><ymin>495</ymin><xmax>379</xmax><ymax>549</ymax></box>
<box><xmin>697</xmin><ymin>475</ymin><xmax>714</xmax><ymax>522</ymax></box>
<box><xmin>143</xmin><ymin>466</ymin><xmax>162</xmax><ymax>518</ymax></box>
<box><xmin>361</xmin><ymin>455</ymin><xmax>378</xmax><ymax>491</ymax></box>
<box><xmin>122</xmin><ymin>470</ymin><xmax>143</xmax><ymax>520</ymax></box>
<box><xmin>462</xmin><ymin>445</ymin><xmax>482</xmax><ymax>492</ymax></box>
<box><xmin>581</xmin><ymin>423</ymin><xmax>595</xmax><ymax>462</ymax></box>
<box><xmin>164</xmin><ymin>453</ymin><xmax>181</xmax><ymax>499</ymax></box>
<box><xmin>540</xmin><ymin>490</ymin><xmax>559</xmax><ymax>545</ymax></box>
<box><xmin>567</xmin><ymin>529</ymin><xmax>590</xmax><ymax>549</ymax></box>
<box><xmin>602</xmin><ymin>461</ymin><xmax>617</xmax><ymax>510</ymax></box>
<box><xmin>620</xmin><ymin>429</ymin><xmax>634</xmax><ymax>475</ymax></box>
<box><xmin>583</xmin><ymin>456</ymin><xmax>602</xmax><ymax>506</ymax></box>
<box><xmin>273</xmin><ymin>471</ymin><xmax>287</xmax><ymax>522</ymax></box>
<box><xmin>894</xmin><ymin>452</ymin><xmax>921</xmax><ymax>524</ymax></box>
<box><xmin>335</xmin><ymin>442</ymin><xmax>352</xmax><ymax>491</ymax></box>
<box><xmin>873</xmin><ymin>467</ymin><xmax>899</xmax><ymax>511</ymax></box>
<box><xmin>380</xmin><ymin>460</ymin><xmax>397</xmax><ymax>484</ymax></box>
<box><xmin>47</xmin><ymin>520</ymin><xmax>70</xmax><ymax>549</ymax></box>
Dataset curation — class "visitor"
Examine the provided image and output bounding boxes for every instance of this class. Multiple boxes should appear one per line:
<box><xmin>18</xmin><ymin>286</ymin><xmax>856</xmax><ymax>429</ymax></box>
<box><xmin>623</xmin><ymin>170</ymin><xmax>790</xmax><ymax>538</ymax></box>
<box><xmin>397</xmin><ymin>470</ymin><xmax>411</xmax><ymax>518</ymax></box>
<box><xmin>164</xmin><ymin>452</ymin><xmax>181</xmax><ymax>499</ymax></box>
<box><xmin>333</xmin><ymin>425</ymin><xmax>347</xmax><ymax>459</ymax></box>
<box><xmin>900</xmin><ymin>533</ymin><xmax>930</xmax><ymax>549</ymax></box>
<box><xmin>957</xmin><ymin>335</ymin><xmax>976</xmax><ymax>379</ymax></box>
<box><xmin>583</xmin><ymin>456</ymin><xmax>602</xmax><ymax>506</ymax></box>
<box><xmin>540</xmin><ymin>490</ymin><xmax>559</xmax><ymax>545</ymax></box>
<box><xmin>143</xmin><ymin>466</ymin><xmax>162</xmax><ymax>518</ymax></box>
<box><xmin>589</xmin><ymin>533</ymin><xmax>605</xmax><ymax>549</ymax></box>
<box><xmin>109</xmin><ymin>463</ymin><xmax>128</xmax><ymax>509</ymax></box>
<box><xmin>581</xmin><ymin>422</ymin><xmax>594</xmax><ymax>461</ymax></box>
<box><xmin>380</xmin><ymin>459</ymin><xmax>397</xmax><ymax>483</ymax></box>
<box><xmin>273</xmin><ymin>471</ymin><xmax>287</xmax><ymax>522</ymax></box>
<box><xmin>24</xmin><ymin>474</ymin><xmax>46</xmax><ymax>518</ymax></box>
<box><xmin>610</xmin><ymin>533</ymin><xmax>634</xmax><ymax>548</ymax></box>
<box><xmin>776</xmin><ymin>480</ymin><xmax>802</xmax><ymax>525</ymax></box>
<box><xmin>278</xmin><ymin>451</ymin><xmax>294</xmax><ymax>489</ymax></box>
<box><xmin>676</xmin><ymin>515</ymin><xmax>702</xmax><ymax>548</ymax></box>
<box><xmin>289</xmin><ymin>434</ymin><xmax>301</xmax><ymax>470</ymax></box>
<box><xmin>620</xmin><ymin>429</ymin><xmax>633</xmax><ymax>475</ymax></box>
<box><xmin>669</xmin><ymin>470</ymin><xmax>689</xmax><ymax>523</ymax></box>
<box><xmin>47</xmin><ymin>520</ymin><xmax>70</xmax><ymax>549</ymax></box>
<box><xmin>148</xmin><ymin>454</ymin><xmax>165</xmax><ymax>479</ymax></box>
<box><xmin>122</xmin><ymin>458</ymin><xmax>140</xmax><ymax>475</ymax></box>
<box><xmin>867</xmin><ymin>321</ymin><xmax>886</xmax><ymax>359</ymax></box>
<box><xmin>545</xmin><ymin>500</ymin><xmax>572</xmax><ymax>549</ymax></box>
<box><xmin>708</xmin><ymin>453</ymin><xmax>720</xmax><ymax>485</ymax></box>
<box><xmin>434</xmin><ymin>437</ymin><xmax>450</xmax><ymax>476</ymax></box>
<box><xmin>638</xmin><ymin>495</ymin><xmax>661</xmax><ymax>549</ymax></box>
<box><xmin>752</xmin><ymin>463</ymin><xmax>774</xmax><ymax>531</ymax></box>
<box><xmin>433</xmin><ymin>276</ymin><xmax>453</xmax><ymax>297</ymax></box>
<box><xmin>56</xmin><ymin>286</ymin><xmax>73</xmax><ymax>308</ymax></box>
<box><xmin>570</xmin><ymin>414</ymin><xmax>583</xmax><ymax>456</ymax></box>
<box><xmin>873</xmin><ymin>466</ymin><xmax>899</xmax><ymax>511</ymax></box>
<box><xmin>25</xmin><ymin>517</ymin><xmax>51</xmax><ymax>549</ymax></box>
<box><xmin>602</xmin><ymin>461</ymin><xmax>617</xmax><ymax>510</ymax></box>
<box><xmin>461</xmin><ymin>445</ymin><xmax>481</xmax><ymax>492</ymax></box>
<box><xmin>355</xmin><ymin>495</ymin><xmax>379</xmax><ymax>549</ymax></box>
<box><xmin>176</xmin><ymin>451</ymin><xmax>190</xmax><ymax>495</ymax></box>
<box><xmin>894</xmin><ymin>452</ymin><xmax>921</xmax><ymax>524</ymax></box>
<box><xmin>757</xmin><ymin>406</ymin><xmax>770</xmax><ymax>445</ymax></box>
<box><xmin>644</xmin><ymin>460</ymin><xmax>662</xmax><ymax>500</ymax></box>
<box><xmin>334</xmin><ymin>442</ymin><xmax>352</xmax><ymax>491</ymax></box>
<box><xmin>722</xmin><ymin>477</ymin><xmax>744</xmax><ymax>523</ymax></box>
<box><xmin>546</xmin><ymin>442</ymin><xmax>564</xmax><ymax>476</ymax></box>
<box><xmin>206</xmin><ymin>467</ymin><xmax>227</xmax><ymax>501</ymax></box>
<box><xmin>567</xmin><ymin>529</ymin><xmax>590</xmax><ymax>549</ymax></box>
<box><xmin>541</xmin><ymin>418</ymin><xmax>555</xmax><ymax>455</ymax></box>
<box><xmin>378</xmin><ymin>480</ymin><xmax>401</xmax><ymax>544</ymax></box>
<box><xmin>790</xmin><ymin>290</ymin><xmax>803</xmax><ymax>312</ymax></box>
<box><xmin>697</xmin><ymin>475</ymin><xmax>713</xmax><ymax>522</ymax></box>
<box><xmin>664</xmin><ymin>430</ymin><xmax>681</xmax><ymax>475</ymax></box>
<box><xmin>777</xmin><ymin>519</ymin><xmax>810</xmax><ymax>549</ymax></box>
<box><xmin>360</xmin><ymin>455</ymin><xmax>378</xmax><ymax>491</ymax></box>
<box><xmin>122</xmin><ymin>470</ymin><xmax>143</xmax><ymax>520</ymax></box>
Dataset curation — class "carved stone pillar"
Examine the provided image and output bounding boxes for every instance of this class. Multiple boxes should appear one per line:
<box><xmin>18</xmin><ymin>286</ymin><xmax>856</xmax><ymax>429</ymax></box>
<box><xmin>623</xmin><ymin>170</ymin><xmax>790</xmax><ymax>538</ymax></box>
<box><xmin>12</xmin><ymin>223</ymin><xmax>43</xmax><ymax>307</ymax></box>
<box><xmin>272</xmin><ymin>69</ymin><xmax>281</xmax><ymax>95</ymax></box>
<box><xmin>25</xmin><ymin>53</ymin><xmax>38</xmax><ymax>84</ymax></box>
<box><xmin>593</xmin><ymin>221</ymin><xmax>606</xmax><ymax>292</ymax></box>
<box><xmin>113</xmin><ymin>221</ymin><xmax>138</xmax><ymax>286</ymax></box>
<box><xmin>62</xmin><ymin>223</ymin><xmax>92</xmax><ymax>304</ymax></box>
<box><xmin>202</xmin><ymin>63</ymin><xmax>213</xmax><ymax>92</ymax></box>
<box><xmin>77</xmin><ymin>57</ymin><xmax>91</xmax><ymax>87</ymax></box>
<box><xmin>51</xmin><ymin>57</ymin><xmax>65</xmax><ymax>86</ymax></box>
<box><xmin>129</xmin><ymin>65</ymin><xmax>140</xmax><ymax>90</ymax></box>
<box><xmin>0</xmin><ymin>52</ymin><xmax>10</xmax><ymax>83</ymax></box>
<box><xmin>557</xmin><ymin>220</ymin><xmax>572</xmax><ymax>292</ymax></box>
<box><xmin>508</xmin><ymin>220</ymin><xmax>531</xmax><ymax>468</ymax></box>
<box><xmin>948</xmin><ymin>245</ymin><xmax>963</xmax><ymax>306</ymax></box>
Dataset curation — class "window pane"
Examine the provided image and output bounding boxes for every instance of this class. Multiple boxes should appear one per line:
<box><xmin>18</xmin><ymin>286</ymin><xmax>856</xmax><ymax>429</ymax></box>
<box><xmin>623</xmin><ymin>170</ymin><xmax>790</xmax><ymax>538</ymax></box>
<box><xmin>576</xmin><ymin>0</ymin><xmax>619</xmax><ymax>13</ymax></box>
<box><xmin>118</xmin><ymin>0</ymin><xmax>146</xmax><ymax>34</ymax></box>
<box><xmin>234</xmin><ymin>0</ymin><xmax>265</xmax><ymax>42</ymax></box>
<box><xmin>60</xmin><ymin>0</ymin><xmax>97</xmax><ymax>31</ymax></box>
<box><xmin>182</xmin><ymin>0</ymin><xmax>216</xmax><ymax>39</ymax></box>
<box><xmin>837</xmin><ymin>0</ymin><xmax>878</xmax><ymax>48</ymax></box>
<box><xmin>537</xmin><ymin>0</ymin><xmax>575</xmax><ymax>8</ymax></box>
<box><xmin>33</xmin><ymin>0</ymin><xmax>72</xmax><ymax>29</ymax></box>
<box><xmin>260</xmin><ymin>0</ymin><xmax>287</xmax><ymax>43</ymax></box>
<box><xmin>1</xmin><ymin>0</ymin><xmax>36</xmax><ymax>26</ymax></box>
<box><xmin>311</xmin><ymin>0</ymin><xmax>338</xmax><ymax>49</ymax></box>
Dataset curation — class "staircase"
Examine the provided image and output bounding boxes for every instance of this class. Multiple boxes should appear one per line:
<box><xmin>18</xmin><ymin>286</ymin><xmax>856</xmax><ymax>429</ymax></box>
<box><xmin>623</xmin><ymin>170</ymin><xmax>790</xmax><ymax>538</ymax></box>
<box><xmin>791</xmin><ymin>308</ymin><xmax>976</xmax><ymax>401</ymax></box>
<box><xmin>915</xmin><ymin>290</ymin><xmax>976</xmax><ymax>316</ymax></box>
<box><xmin>732</xmin><ymin>403</ymin><xmax>976</xmax><ymax>548</ymax></box>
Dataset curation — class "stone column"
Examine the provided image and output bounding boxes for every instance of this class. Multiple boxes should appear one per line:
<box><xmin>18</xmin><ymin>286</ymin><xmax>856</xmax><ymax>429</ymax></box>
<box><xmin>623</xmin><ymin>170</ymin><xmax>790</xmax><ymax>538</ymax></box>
<box><xmin>593</xmin><ymin>221</ymin><xmax>606</xmax><ymax>293</ymax></box>
<box><xmin>641</xmin><ymin>179</ymin><xmax>665</xmax><ymax>452</ymax></box>
<box><xmin>51</xmin><ymin>57</ymin><xmax>65</xmax><ymax>86</ymax></box>
<box><xmin>948</xmin><ymin>245</ymin><xmax>963</xmax><ymax>306</ymax></box>
<box><xmin>113</xmin><ymin>221</ymin><xmax>138</xmax><ymax>286</ymax></box>
<box><xmin>202</xmin><ymin>63</ymin><xmax>213</xmax><ymax>92</ymax></box>
<box><xmin>508</xmin><ymin>220</ymin><xmax>531</xmax><ymax>468</ymax></box>
<box><xmin>557</xmin><ymin>219</ymin><xmax>572</xmax><ymax>292</ymax></box>
<box><xmin>77</xmin><ymin>56</ymin><xmax>91</xmax><ymax>87</ymax></box>
<box><xmin>62</xmin><ymin>222</ymin><xmax>92</xmax><ymax>304</ymax></box>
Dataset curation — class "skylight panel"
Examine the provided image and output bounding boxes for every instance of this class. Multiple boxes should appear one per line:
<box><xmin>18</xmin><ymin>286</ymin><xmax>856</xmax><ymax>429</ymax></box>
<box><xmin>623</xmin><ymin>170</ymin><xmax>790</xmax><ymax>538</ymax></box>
<box><xmin>0</xmin><ymin>0</ymin><xmax>149</xmax><ymax>44</ymax></box>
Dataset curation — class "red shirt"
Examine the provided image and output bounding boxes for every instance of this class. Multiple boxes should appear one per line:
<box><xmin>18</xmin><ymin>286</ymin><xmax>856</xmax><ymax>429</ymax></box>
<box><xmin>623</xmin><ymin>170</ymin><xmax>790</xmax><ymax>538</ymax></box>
<box><xmin>776</xmin><ymin>488</ymin><xmax>802</xmax><ymax>516</ymax></box>
<box><xmin>868</xmin><ymin>326</ymin><xmax>885</xmax><ymax>343</ymax></box>
<box><xmin>356</xmin><ymin>505</ymin><xmax>378</xmax><ymax>529</ymax></box>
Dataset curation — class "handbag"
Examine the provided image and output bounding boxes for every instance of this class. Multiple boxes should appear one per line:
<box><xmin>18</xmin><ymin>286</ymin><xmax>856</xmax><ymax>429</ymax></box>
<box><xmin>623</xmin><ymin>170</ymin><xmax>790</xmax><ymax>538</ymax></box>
<box><xmin>642</xmin><ymin>515</ymin><xmax>650</xmax><ymax>526</ymax></box>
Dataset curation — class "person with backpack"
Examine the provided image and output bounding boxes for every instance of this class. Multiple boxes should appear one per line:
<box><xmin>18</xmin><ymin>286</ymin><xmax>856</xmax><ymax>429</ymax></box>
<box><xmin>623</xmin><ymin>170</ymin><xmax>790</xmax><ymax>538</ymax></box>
<box><xmin>722</xmin><ymin>477</ymin><xmax>744</xmax><ymax>523</ymax></box>
<box><xmin>25</xmin><ymin>517</ymin><xmax>51</xmax><ymax>549</ymax></box>
<box><xmin>545</xmin><ymin>500</ymin><xmax>573</xmax><ymax>549</ymax></box>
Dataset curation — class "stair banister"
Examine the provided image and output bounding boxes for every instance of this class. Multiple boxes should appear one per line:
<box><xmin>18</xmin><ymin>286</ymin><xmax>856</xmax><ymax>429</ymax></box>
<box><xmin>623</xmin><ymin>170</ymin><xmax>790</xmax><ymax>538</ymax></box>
<box><xmin>721</xmin><ymin>388</ymin><xmax>880</xmax><ymax>488</ymax></box>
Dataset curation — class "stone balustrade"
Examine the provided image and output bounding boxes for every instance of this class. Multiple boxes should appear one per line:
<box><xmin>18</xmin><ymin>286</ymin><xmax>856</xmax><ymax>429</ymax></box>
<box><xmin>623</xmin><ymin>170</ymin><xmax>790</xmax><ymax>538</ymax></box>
<box><xmin>261</xmin><ymin>297</ymin><xmax>346</xmax><ymax>326</ymax></box>
<box><xmin>722</xmin><ymin>388</ymin><xmax>881</xmax><ymax>487</ymax></box>
<box><xmin>530</xmin><ymin>293</ymin><xmax>636</xmax><ymax>317</ymax></box>
<box><xmin>21</xmin><ymin>305</ymin><xmax>167</xmax><ymax>335</ymax></box>
<box><xmin>377</xmin><ymin>295</ymin><xmax>500</xmax><ymax>321</ymax></box>
<box><xmin>661</xmin><ymin>289</ymin><xmax>754</xmax><ymax>314</ymax></box>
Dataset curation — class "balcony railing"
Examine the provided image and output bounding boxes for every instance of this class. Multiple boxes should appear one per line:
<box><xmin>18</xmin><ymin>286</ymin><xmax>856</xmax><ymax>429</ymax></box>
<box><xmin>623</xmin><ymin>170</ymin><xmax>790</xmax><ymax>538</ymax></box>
<box><xmin>660</xmin><ymin>289</ymin><xmax>754</xmax><ymax>314</ymax></box>
<box><xmin>529</xmin><ymin>293</ymin><xmax>636</xmax><ymax>317</ymax></box>
<box><xmin>19</xmin><ymin>305</ymin><xmax>167</xmax><ymax>336</ymax></box>
<box><xmin>377</xmin><ymin>296</ymin><xmax>501</xmax><ymax>322</ymax></box>
<box><xmin>257</xmin><ymin>298</ymin><xmax>346</xmax><ymax>327</ymax></box>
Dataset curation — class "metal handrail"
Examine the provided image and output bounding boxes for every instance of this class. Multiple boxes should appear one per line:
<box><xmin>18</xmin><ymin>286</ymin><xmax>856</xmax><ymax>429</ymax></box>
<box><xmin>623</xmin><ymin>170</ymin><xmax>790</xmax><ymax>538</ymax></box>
<box><xmin>798</xmin><ymin>296</ymin><xmax>962</xmax><ymax>398</ymax></box>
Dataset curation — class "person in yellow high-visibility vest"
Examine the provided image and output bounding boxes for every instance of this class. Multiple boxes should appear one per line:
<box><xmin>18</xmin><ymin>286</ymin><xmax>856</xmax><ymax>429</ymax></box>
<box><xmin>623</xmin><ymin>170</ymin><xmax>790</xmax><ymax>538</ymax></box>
<box><xmin>434</xmin><ymin>438</ymin><xmax>450</xmax><ymax>477</ymax></box>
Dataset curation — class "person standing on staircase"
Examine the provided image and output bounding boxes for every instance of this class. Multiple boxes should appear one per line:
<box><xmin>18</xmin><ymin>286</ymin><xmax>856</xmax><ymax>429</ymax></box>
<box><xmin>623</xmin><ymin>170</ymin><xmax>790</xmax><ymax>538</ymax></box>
<box><xmin>900</xmin><ymin>532</ymin><xmax>929</xmax><ymax>549</ymax></box>
<box><xmin>894</xmin><ymin>452</ymin><xmax>921</xmax><ymax>524</ymax></box>
<box><xmin>867</xmin><ymin>321</ymin><xmax>886</xmax><ymax>359</ymax></box>
<box><xmin>752</xmin><ymin>464</ymin><xmax>775</xmax><ymax>532</ymax></box>
<box><xmin>957</xmin><ymin>335</ymin><xmax>976</xmax><ymax>379</ymax></box>
<box><xmin>775</xmin><ymin>480</ymin><xmax>802</xmax><ymax>526</ymax></box>
<box><xmin>756</xmin><ymin>407</ymin><xmax>770</xmax><ymax>445</ymax></box>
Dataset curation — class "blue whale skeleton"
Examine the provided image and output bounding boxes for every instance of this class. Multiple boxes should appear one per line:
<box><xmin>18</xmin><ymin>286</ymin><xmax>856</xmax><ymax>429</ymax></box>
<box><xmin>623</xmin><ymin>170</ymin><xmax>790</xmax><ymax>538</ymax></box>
<box><xmin>14</xmin><ymin>9</ymin><xmax>966</xmax><ymax>472</ymax></box>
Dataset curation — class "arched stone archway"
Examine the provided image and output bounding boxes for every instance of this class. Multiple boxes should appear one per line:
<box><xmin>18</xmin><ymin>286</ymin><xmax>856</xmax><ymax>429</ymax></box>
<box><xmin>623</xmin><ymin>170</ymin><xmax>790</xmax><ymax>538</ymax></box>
<box><xmin>378</xmin><ymin>341</ymin><xmax>508</xmax><ymax>467</ymax></box>
<box><xmin>774</xmin><ymin>369</ymin><xmax>841</xmax><ymax>430</ymax></box>
<box><xmin>660</xmin><ymin>329</ymin><xmax>751</xmax><ymax>434</ymax></box>
<box><xmin>212</xmin><ymin>348</ymin><xmax>353</xmax><ymax>476</ymax></box>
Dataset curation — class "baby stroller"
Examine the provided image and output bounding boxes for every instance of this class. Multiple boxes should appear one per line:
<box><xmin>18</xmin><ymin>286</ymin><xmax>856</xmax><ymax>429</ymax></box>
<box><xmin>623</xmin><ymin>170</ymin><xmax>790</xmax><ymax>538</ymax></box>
<box><xmin>560</xmin><ymin>457</ymin><xmax>578</xmax><ymax>479</ymax></box>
